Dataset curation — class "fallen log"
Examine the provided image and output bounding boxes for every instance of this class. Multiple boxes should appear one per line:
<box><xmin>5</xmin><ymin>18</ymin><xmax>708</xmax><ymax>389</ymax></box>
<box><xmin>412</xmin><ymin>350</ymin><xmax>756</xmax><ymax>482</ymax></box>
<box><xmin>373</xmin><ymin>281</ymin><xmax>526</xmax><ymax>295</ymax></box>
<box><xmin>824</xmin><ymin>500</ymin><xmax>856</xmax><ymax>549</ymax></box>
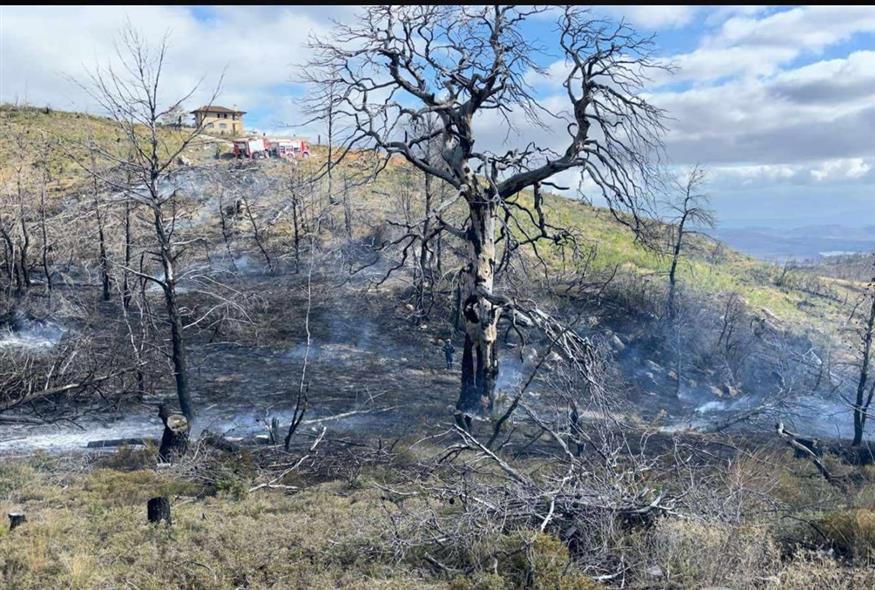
<box><xmin>86</xmin><ymin>437</ymin><xmax>158</xmax><ymax>449</ymax></box>
<box><xmin>0</xmin><ymin>371</ymin><xmax>128</xmax><ymax>412</ymax></box>
<box><xmin>776</xmin><ymin>422</ymin><xmax>838</xmax><ymax>487</ymax></box>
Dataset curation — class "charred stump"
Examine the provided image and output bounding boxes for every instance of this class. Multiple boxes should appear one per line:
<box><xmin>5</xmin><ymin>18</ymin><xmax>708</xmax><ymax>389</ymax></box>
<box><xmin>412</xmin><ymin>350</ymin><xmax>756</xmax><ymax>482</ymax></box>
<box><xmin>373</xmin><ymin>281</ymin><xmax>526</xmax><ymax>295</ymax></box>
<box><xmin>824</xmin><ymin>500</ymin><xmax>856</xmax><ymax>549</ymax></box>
<box><xmin>158</xmin><ymin>404</ymin><xmax>190</xmax><ymax>462</ymax></box>
<box><xmin>8</xmin><ymin>512</ymin><xmax>26</xmax><ymax>530</ymax></box>
<box><xmin>147</xmin><ymin>497</ymin><xmax>171</xmax><ymax>525</ymax></box>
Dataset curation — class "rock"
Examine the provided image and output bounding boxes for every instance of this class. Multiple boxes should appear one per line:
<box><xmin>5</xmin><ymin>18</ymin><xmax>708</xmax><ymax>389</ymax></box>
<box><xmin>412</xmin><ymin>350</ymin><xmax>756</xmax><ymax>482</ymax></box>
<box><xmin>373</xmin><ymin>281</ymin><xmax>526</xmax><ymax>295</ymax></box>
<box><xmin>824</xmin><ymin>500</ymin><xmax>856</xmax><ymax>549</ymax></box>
<box><xmin>667</xmin><ymin>370</ymin><xmax>677</xmax><ymax>380</ymax></box>
<box><xmin>645</xmin><ymin>565</ymin><xmax>664</xmax><ymax>578</ymax></box>
<box><xmin>722</xmin><ymin>382</ymin><xmax>738</xmax><ymax>397</ymax></box>
<box><xmin>610</xmin><ymin>334</ymin><xmax>625</xmax><ymax>352</ymax></box>
<box><xmin>547</xmin><ymin>351</ymin><xmax>562</xmax><ymax>363</ymax></box>
<box><xmin>177</xmin><ymin>155</ymin><xmax>192</xmax><ymax>166</ymax></box>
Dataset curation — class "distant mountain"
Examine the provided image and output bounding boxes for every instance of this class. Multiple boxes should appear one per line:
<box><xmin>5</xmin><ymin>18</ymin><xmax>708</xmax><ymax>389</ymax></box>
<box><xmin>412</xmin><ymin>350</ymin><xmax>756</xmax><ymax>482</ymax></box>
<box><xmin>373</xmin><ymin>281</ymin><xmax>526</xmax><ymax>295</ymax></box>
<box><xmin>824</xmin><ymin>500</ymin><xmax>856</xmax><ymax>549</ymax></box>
<box><xmin>705</xmin><ymin>224</ymin><xmax>875</xmax><ymax>263</ymax></box>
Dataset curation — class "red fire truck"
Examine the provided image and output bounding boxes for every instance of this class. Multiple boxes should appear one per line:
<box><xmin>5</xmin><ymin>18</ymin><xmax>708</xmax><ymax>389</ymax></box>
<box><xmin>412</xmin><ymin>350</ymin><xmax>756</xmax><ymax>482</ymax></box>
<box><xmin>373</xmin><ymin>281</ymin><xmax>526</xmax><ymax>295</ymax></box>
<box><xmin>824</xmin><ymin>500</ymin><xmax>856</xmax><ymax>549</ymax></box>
<box><xmin>269</xmin><ymin>138</ymin><xmax>311</xmax><ymax>160</ymax></box>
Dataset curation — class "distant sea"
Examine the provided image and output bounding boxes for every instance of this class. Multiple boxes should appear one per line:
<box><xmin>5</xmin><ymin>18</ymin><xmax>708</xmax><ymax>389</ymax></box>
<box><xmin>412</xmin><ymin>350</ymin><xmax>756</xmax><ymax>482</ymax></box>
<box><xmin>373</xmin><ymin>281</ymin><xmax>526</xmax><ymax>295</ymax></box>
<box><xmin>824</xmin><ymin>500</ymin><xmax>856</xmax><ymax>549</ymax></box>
<box><xmin>704</xmin><ymin>224</ymin><xmax>875</xmax><ymax>263</ymax></box>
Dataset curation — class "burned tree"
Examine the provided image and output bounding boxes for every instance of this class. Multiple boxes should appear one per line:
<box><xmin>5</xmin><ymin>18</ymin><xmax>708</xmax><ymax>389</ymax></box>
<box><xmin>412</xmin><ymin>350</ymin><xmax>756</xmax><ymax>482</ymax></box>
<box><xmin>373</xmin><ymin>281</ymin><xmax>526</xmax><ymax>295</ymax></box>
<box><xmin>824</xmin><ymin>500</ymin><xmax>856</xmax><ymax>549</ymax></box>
<box><xmin>664</xmin><ymin>165</ymin><xmax>713</xmax><ymax>322</ymax></box>
<box><xmin>307</xmin><ymin>6</ymin><xmax>667</xmax><ymax>425</ymax></box>
<box><xmin>80</xmin><ymin>25</ymin><xmax>221</xmax><ymax>421</ymax></box>
<box><xmin>851</xmin><ymin>274</ymin><xmax>875</xmax><ymax>446</ymax></box>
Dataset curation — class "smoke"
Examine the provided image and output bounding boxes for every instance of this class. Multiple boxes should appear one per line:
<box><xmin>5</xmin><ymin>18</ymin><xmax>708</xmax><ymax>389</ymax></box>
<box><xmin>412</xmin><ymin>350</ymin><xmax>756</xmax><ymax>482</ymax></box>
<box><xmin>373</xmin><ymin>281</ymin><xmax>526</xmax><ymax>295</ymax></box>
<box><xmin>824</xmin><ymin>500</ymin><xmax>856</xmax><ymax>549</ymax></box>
<box><xmin>0</xmin><ymin>311</ymin><xmax>65</xmax><ymax>350</ymax></box>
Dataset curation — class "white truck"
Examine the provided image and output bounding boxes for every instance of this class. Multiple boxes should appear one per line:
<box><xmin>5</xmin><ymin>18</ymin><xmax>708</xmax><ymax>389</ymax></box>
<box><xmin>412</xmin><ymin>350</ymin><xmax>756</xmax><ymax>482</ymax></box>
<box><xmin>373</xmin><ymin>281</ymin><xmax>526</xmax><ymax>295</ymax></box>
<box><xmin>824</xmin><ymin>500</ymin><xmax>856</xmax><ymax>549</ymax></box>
<box><xmin>232</xmin><ymin>137</ymin><xmax>270</xmax><ymax>159</ymax></box>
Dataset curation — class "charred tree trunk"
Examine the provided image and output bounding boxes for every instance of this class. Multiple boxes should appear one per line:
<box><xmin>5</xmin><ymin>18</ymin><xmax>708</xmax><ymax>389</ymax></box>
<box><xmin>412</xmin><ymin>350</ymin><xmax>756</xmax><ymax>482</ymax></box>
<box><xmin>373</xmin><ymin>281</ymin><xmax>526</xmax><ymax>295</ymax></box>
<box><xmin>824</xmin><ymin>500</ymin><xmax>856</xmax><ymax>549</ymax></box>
<box><xmin>667</xmin><ymin>228</ymin><xmax>683</xmax><ymax>322</ymax></box>
<box><xmin>416</xmin><ymin>172</ymin><xmax>434</xmax><ymax>316</ymax></box>
<box><xmin>92</xmin><ymin>155</ymin><xmax>111</xmax><ymax>301</ymax></box>
<box><xmin>158</xmin><ymin>404</ymin><xmax>190</xmax><ymax>462</ymax></box>
<box><xmin>0</xmin><ymin>226</ymin><xmax>12</xmax><ymax>287</ymax></box>
<box><xmin>147</xmin><ymin>497</ymin><xmax>171</xmax><ymax>525</ymax></box>
<box><xmin>16</xmin><ymin>180</ymin><xmax>31</xmax><ymax>292</ymax></box>
<box><xmin>96</xmin><ymin>201</ymin><xmax>110</xmax><ymax>301</ymax></box>
<box><xmin>291</xmin><ymin>191</ymin><xmax>301</xmax><ymax>273</ymax></box>
<box><xmin>38</xmin><ymin>177</ymin><xmax>52</xmax><ymax>294</ymax></box>
<box><xmin>8</xmin><ymin>512</ymin><xmax>26</xmax><ymax>530</ymax></box>
<box><xmin>217</xmin><ymin>191</ymin><xmax>238</xmax><ymax>272</ymax></box>
<box><xmin>342</xmin><ymin>176</ymin><xmax>353</xmax><ymax>240</ymax></box>
<box><xmin>122</xmin><ymin>200</ymin><xmax>133</xmax><ymax>309</ymax></box>
<box><xmin>154</xmin><ymin>207</ymin><xmax>193</xmax><ymax>422</ymax></box>
<box><xmin>456</xmin><ymin>190</ymin><xmax>500</xmax><ymax>426</ymax></box>
<box><xmin>853</xmin><ymin>288</ymin><xmax>875</xmax><ymax>446</ymax></box>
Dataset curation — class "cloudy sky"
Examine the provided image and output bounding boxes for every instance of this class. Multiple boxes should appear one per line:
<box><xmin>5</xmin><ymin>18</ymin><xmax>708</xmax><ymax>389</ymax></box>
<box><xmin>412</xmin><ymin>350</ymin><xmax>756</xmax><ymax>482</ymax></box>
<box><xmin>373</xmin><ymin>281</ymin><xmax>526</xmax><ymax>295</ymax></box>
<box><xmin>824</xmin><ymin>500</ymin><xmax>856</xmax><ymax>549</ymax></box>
<box><xmin>2</xmin><ymin>5</ymin><xmax>875</xmax><ymax>229</ymax></box>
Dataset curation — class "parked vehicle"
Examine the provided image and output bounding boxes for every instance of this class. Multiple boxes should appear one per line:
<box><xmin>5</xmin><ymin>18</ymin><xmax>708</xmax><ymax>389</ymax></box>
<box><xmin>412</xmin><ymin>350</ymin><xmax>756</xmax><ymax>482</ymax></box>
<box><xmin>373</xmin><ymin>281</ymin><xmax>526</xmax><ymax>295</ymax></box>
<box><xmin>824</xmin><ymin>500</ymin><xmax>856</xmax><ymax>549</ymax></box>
<box><xmin>232</xmin><ymin>137</ymin><xmax>270</xmax><ymax>159</ymax></box>
<box><xmin>269</xmin><ymin>138</ymin><xmax>311</xmax><ymax>160</ymax></box>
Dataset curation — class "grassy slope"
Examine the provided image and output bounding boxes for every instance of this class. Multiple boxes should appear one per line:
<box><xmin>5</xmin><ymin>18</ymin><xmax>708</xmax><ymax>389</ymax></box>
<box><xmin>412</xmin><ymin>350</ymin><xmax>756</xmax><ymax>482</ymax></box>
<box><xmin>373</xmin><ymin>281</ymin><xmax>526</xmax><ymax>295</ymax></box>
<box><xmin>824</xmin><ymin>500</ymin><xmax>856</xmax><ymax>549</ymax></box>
<box><xmin>0</xmin><ymin>104</ymin><xmax>218</xmax><ymax>194</ymax></box>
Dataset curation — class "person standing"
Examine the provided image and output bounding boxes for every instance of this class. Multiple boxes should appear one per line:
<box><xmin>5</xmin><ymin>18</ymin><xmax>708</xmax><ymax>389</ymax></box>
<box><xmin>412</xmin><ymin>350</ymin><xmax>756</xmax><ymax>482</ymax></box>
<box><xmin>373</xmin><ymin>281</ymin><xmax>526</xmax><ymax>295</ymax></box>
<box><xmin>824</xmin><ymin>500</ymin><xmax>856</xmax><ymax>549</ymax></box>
<box><xmin>442</xmin><ymin>339</ymin><xmax>456</xmax><ymax>370</ymax></box>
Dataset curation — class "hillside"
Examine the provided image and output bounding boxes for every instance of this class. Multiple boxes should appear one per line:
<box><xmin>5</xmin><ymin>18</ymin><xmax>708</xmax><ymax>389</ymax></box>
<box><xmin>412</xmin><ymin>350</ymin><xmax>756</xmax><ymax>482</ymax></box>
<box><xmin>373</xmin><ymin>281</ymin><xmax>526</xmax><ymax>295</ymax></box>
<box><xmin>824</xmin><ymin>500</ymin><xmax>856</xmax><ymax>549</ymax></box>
<box><xmin>1</xmin><ymin>105</ymin><xmax>859</xmax><ymax>333</ymax></box>
<box><xmin>2</xmin><ymin>105</ymin><xmax>874</xmax><ymax>589</ymax></box>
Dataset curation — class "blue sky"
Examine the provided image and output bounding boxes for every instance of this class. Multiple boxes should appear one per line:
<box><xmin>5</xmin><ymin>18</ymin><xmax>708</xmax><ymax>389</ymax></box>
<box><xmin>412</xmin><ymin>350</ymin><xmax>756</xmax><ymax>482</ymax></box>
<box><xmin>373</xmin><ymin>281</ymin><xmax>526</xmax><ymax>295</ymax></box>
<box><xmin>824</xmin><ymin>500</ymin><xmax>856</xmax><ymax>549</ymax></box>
<box><xmin>3</xmin><ymin>5</ymin><xmax>875</xmax><ymax>229</ymax></box>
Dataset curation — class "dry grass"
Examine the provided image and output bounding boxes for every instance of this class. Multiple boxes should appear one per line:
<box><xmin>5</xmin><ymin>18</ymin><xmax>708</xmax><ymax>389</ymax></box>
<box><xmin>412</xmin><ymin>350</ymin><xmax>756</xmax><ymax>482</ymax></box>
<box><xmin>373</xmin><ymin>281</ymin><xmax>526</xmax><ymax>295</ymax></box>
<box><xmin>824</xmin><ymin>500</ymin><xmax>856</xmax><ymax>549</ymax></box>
<box><xmin>5</xmin><ymin>442</ymin><xmax>875</xmax><ymax>589</ymax></box>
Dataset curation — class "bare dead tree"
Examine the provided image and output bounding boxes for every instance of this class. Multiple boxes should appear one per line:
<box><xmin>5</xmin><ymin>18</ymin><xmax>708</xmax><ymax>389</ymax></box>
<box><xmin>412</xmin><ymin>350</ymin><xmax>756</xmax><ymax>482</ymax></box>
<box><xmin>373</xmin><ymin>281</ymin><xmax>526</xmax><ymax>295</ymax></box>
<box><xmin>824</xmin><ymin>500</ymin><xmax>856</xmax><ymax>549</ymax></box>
<box><xmin>88</xmin><ymin>146</ymin><xmax>112</xmax><ymax>301</ymax></box>
<box><xmin>32</xmin><ymin>136</ymin><xmax>56</xmax><ymax>295</ymax></box>
<box><xmin>239</xmin><ymin>191</ymin><xmax>274</xmax><ymax>273</ymax></box>
<box><xmin>851</xmin><ymin>273</ymin><xmax>875</xmax><ymax>446</ymax></box>
<box><xmin>305</xmin><ymin>6</ymin><xmax>668</xmax><ymax>426</ymax></box>
<box><xmin>78</xmin><ymin>23</ymin><xmax>222</xmax><ymax>421</ymax></box>
<box><xmin>664</xmin><ymin>165</ymin><xmax>714</xmax><ymax>322</ymax></box>
<box><xmin>3</xmin><ymin>129</ymin><xmax>34</xmax><ymax>293</ymax></box>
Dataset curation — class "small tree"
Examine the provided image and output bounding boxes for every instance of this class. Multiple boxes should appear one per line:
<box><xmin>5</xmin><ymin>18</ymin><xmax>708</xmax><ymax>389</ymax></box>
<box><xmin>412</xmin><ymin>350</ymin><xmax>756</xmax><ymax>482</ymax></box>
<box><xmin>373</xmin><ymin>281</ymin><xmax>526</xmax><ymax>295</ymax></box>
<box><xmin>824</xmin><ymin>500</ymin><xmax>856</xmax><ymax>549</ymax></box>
<box><xmin>851</xmin><ymin>273</ymin><xmax>875</xmax><ymax>446</ymax></box>
<box><xmin>80</xmin><ymin>24</ymin><xmax>221</xmax><ymax>421</ymax></box>
<box><xmin>665</xmin><ymin>165</ymin><xmax>714</xmax><ymax>322</ymax></box>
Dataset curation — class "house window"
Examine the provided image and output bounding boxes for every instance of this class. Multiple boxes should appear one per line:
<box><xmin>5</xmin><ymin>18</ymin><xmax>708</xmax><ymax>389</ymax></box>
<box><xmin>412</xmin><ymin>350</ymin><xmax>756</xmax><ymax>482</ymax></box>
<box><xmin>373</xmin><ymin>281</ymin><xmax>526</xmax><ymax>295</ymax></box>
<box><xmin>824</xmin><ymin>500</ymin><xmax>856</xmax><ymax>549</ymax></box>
<box><xmin>206</xmin><ymin>122</ymin><xmax>214</xmax><ymax>128</ymax></box>
<box><xmin>219</xmin><ymin>123</ymin><xmax>227</xmax><ymax>129</ymax></box>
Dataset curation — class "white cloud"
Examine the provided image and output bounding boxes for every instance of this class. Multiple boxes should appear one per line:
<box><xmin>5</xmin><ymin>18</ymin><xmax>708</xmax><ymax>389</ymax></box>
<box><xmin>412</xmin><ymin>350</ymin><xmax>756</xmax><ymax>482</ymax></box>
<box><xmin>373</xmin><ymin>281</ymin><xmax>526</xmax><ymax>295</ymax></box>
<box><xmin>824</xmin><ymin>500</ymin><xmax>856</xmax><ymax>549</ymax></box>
<box><xmin>602</xmin><ymin>6</ymin><xmax>698</xmax><ymax>30</ymax></box>
<box><xmin>810</xmin><ymin>158</ymin><xmax>872</xmax><ymax>182</ymax></box>
<box><xmin>3</xmin><ymin>5</ymin><xmax>875</xmax><ymax>227</ymax></box>
<box><xmin>661</xmin><ymin>6</ymin><xmax>875</xmax><ymax>85</ymax></box>
<box><xmin>0</xmin><ymin>6</ymin><xmax>335</xmax><ymax>122</ymax></box>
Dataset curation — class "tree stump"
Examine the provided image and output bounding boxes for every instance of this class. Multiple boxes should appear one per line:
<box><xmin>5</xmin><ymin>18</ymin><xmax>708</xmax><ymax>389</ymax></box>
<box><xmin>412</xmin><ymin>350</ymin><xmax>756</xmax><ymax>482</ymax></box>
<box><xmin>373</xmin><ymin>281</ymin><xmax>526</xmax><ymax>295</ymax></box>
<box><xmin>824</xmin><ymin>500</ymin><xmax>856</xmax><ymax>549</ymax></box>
<box><xmin>8</xmin><ymin>512</ymin><xmax>26</xmax><ymax>530</ymax></box>
<box><xmin>147</xmin><ymin>497</ymin><xmax>172</xmax><ymax>525</ymax></box>
<box><xmin>158</xmin><ymin>404</ymin><xmax>190</xmax><ymax>462</ymax></box>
